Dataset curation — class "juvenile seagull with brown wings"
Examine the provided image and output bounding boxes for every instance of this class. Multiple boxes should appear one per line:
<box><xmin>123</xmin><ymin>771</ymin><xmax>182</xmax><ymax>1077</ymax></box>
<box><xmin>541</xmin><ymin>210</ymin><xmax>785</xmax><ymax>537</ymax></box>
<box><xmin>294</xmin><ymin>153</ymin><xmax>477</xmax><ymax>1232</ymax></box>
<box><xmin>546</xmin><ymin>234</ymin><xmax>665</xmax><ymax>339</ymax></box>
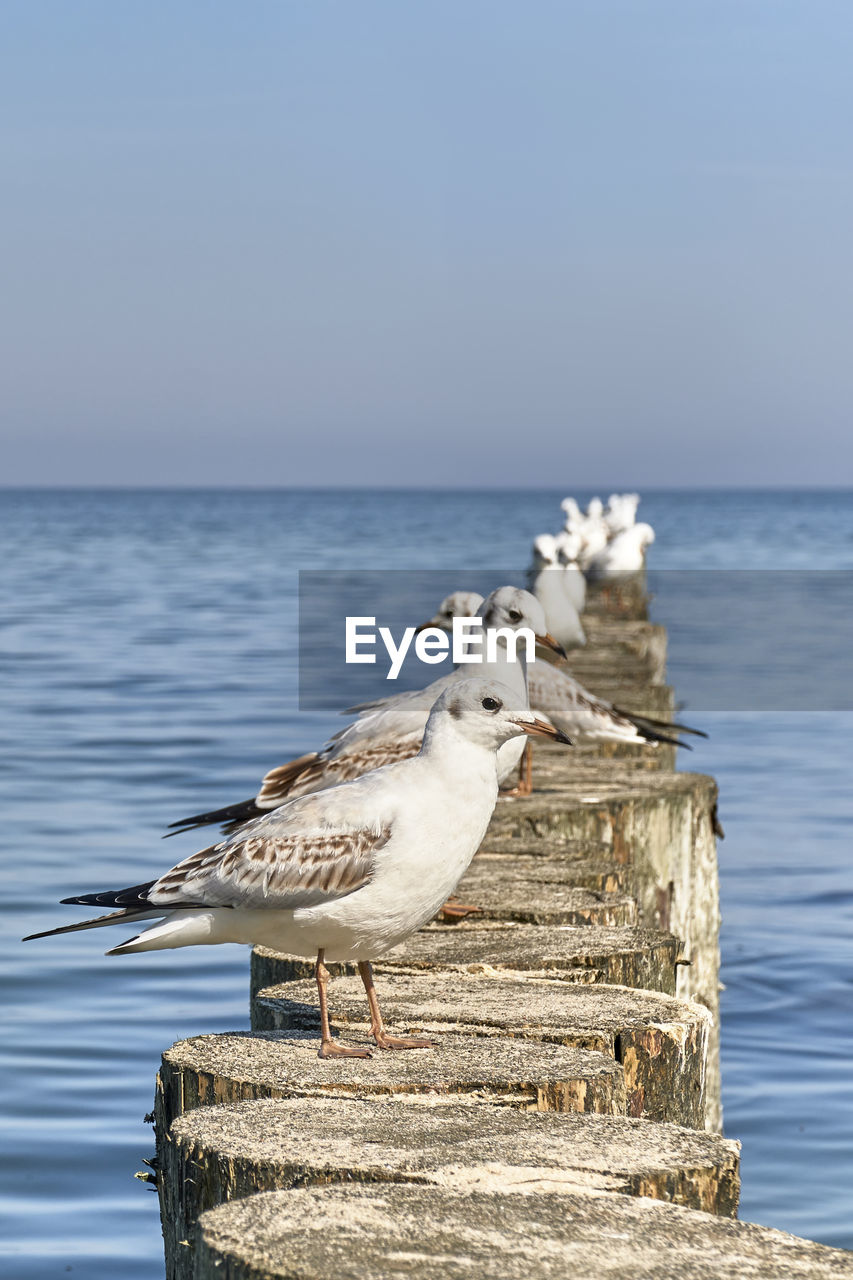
<box><xmin>25</xmin><ymin>679</ymin><xmax>570</xmax><ymax>1059</ymax></box>
<box><xmin>421</xmin><ymin>592</ymin><xmax>706</xmax><ymax>749</ymax></box>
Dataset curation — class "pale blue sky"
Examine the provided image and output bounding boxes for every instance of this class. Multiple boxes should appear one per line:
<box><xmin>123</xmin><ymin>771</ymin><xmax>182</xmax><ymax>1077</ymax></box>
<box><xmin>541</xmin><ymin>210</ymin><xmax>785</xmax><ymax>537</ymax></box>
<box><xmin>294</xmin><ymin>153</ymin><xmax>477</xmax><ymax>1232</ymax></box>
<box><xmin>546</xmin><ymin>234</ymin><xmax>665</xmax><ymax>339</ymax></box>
<box><xmin>3</xmin><ymin>2</ymin><xmax>853</xmax><ymax>485</ymax></box>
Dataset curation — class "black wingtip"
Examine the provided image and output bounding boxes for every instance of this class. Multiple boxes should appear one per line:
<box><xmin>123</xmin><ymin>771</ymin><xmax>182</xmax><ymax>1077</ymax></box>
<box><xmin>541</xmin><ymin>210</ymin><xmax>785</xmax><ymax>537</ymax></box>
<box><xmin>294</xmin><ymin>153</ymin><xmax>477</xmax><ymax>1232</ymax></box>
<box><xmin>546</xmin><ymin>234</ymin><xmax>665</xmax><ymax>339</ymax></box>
<box><xmin>165</xmin><ymin>796</ymin><xmax>263</xmax><ymax>837</ymax></box>
<box><xmin>665</xmin><ymin>721</ymin><xmax>708</xmax><ymax>739</ymax></box>
<box><xmin>637</xmin><ymin>724</ymin><xmax>685</xmax><ymax>748</ymax></box>
<box><xmin>22</xmin><ymin>924</ymin><xmax>77</xmax><ymax>942</ymax></box>
<box><xmin>611</xmin><ymin>705</ymin><xmax>705</xmax><ymax>748</ymax></box>
<box><xmin>59</xmin><ymin>881</ymin><xmax>156</xmax><ymax>909</ymax></box>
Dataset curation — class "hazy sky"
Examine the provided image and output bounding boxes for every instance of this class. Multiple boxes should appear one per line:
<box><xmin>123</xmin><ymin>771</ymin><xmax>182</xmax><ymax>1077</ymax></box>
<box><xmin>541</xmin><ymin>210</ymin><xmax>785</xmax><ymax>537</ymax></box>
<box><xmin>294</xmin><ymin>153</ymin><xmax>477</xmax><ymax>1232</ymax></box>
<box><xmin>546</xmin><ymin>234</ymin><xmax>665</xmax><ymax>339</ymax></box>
<box><xmin>3</xmin><ymin>2</ymin><xmax>853</xmax><ymax>486</ymax></box>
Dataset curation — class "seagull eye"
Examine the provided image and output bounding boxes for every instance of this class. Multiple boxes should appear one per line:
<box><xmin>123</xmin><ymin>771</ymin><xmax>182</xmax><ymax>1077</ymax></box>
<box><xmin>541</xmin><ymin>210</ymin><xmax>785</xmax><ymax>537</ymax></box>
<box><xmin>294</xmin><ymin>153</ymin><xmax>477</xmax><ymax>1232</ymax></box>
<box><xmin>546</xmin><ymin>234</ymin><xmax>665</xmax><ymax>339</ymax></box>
<box><xmin>481</xmin><ymin>696</ymin><xmax>501</xmax><ymax>712</ymax></box>
<box><xmin>507</xmin><ymin>609</ymin><xmax>522</xmax><ymax>623</ymax></box>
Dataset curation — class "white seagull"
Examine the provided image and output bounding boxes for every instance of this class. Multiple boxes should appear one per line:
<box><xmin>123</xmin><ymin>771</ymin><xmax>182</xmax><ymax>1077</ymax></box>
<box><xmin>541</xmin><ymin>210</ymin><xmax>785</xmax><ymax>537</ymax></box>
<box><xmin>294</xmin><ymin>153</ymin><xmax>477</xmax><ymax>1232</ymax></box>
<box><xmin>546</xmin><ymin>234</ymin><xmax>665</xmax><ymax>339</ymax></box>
<box><xmin>585</xmin><ymin>522</ymin><xmax>655</xmax><ymax>578</ymax></box>
<box><xmin>560</xmin><ymin>496</ymin><xmax>583</xmax><ymax>527</ymax></box>
<box><xmin>422</xmin><ymin>592</ymin><xmax>705</xmax><ymax>750</ymax></box>
<box><xmin>25</xmin><ymin>680</ymin><xmax>570</xmax><ymax>1059</ymax></box>
<box><xmin>604</xmin><ymin>492</ymin><xmax>641</xmax><ymax>537</ymax></box>
<box><xmin>526</xmin><ymin>657</ymin><xmax>699</xmax><ymax>747</ymax></box>
<box><xmin>552</xmin><ymin>530</ymin><xmax>587</xmax><ymax>614</ymax></box>
<box><xmin>167</xmin><ymin>587</ymin><xmax>565</xmax><ymax>837</ymax></box>
<box><xmin>526</xmin><ymin>534</ymin><xmax>587</xmax><ymax>650</ymax></box>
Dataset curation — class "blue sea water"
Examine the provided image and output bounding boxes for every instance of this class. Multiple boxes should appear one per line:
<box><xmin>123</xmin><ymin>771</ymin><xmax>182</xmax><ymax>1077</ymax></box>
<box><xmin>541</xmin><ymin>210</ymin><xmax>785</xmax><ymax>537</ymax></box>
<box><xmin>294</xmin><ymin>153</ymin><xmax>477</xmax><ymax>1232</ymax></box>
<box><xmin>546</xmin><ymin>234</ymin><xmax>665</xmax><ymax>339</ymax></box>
<box><xmin>1</xmin><ymin>487</ymin><xmax>852</xmax><ymax>1276</ymax></box>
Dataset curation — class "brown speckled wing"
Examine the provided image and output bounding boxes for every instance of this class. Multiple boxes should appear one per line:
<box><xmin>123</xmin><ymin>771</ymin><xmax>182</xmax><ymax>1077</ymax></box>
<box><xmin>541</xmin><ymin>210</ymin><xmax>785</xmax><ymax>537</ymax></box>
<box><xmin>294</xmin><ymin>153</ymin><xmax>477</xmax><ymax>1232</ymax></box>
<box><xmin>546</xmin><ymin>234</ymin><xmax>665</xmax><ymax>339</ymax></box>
<box><xmin>149</xmin><ymin>824</ymin><xmax>391</xmax><ymax>910</ymax></box>
<box><xmin>259</xmin><ymin>736</ymin><xmax>423</xmax><ymax>802</ymax></box>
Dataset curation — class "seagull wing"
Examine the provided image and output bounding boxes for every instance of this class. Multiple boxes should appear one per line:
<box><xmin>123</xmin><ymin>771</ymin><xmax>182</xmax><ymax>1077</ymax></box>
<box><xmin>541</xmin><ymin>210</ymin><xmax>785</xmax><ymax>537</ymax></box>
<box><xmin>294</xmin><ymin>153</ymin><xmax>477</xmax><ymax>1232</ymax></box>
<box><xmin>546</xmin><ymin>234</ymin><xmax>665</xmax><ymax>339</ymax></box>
<box><xmin>257</xmin><ymin>736</ymin><xmax>421</xmax><ymax>804</ymax></box>
<box><xmin>332</xmin><ymin>673</ymin><xmax>456</xmax><ymax>742</ymax></box>
<box><xmin>167</xmin><ymin>674</ymin><xmax>457</xmax><ymax>835</ymax></box>
<box><xmin>257</xmin><ymin>675</ymin><xmax>460</xmax><ymax>799</ymax></box>
<box><xmin>527</xmin><ymin>662</ymin><xmax>644</xmax><ymax>743</ymax></box>
<box><xmin>528</xmin><ymin>663</ymin><xmax>693</xmax><ymax>748</ymax></box>
<box><xmin>152</xmin><ymin>792</ymin><xmax>392</xmax><ymax>910</ymax></box>
<box><xmin>28</xmin><ymin>777</ymin><xmax>401</xmax><ymax>941</ymax></box>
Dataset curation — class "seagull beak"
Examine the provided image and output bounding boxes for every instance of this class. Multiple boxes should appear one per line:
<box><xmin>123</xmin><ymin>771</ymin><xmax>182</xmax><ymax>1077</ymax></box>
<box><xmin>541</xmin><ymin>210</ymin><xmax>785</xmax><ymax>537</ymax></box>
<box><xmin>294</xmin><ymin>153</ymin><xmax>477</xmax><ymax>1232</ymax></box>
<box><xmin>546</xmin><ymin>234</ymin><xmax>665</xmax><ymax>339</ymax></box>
<box><xmin>414</xmin><ymin>618</ymin><xmax>441</xmax><ymax>634</ymax></box>
<box><xmin>514</xmin><ymin>717</ymin><xmax>572</xmax><ymax>746</ymax></box>
<box><xmin>535</xmin><ymin>631</ymin><xmax>568</xmax><ymax>661</ymax></box>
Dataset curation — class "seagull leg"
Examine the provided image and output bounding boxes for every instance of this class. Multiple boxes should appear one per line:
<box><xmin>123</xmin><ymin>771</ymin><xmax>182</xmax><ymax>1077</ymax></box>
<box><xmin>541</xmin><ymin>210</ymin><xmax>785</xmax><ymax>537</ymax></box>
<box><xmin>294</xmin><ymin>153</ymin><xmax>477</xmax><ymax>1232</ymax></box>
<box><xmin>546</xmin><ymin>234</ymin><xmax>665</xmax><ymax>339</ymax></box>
<box><xmin>316</xmin><ymin>950</ymin><xmax>372</xmax><ymax>1059</ymax></box>
<box><xmin>500</xmin><ymin>742</ymin><xmax>533</xmax><ymax>798</ymax></box>
<box><xmin>358</xmin><ymin>961</ymin><xmax>434</xmax><ymax>1051</ymax></box>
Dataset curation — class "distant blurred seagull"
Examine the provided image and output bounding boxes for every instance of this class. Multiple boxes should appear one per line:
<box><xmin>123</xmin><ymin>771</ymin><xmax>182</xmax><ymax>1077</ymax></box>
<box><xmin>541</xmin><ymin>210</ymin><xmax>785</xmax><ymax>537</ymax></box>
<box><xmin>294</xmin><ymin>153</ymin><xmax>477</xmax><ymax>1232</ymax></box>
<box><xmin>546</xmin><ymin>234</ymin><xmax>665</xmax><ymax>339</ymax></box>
<box><xmin>527</xmin><ymin>534</ymin><xmax>586</xmax><ymax>648</ymax></box>
<box><xmin>585</xmin><ymin>523</ymin><xmax>655</xmax><ymax>579</ymax></box>
<box><xmin>604</xmin><ymin>492</ymin><xmax>641</xmax><ymax>538</ymax></box>
<box><xmin>25</xmin><ymin>681</ymin><xmax>570</xmax><ymax>1058</ymax></box>
<box><xmin>167</xmin><ymin>587</ymin><xmax>564</xmax><ymax>837</ymax></box>
<box><xmin>552</xmin><ymin>530</ymin><xmax>587</xmax><ymax>613</ymax></box>
<box><xmin>554</xmin><ymin>493</ymin><xmax>654</xmax><ymax>576</ymax></box>
<box><xmin>574</xmin><ymin>497</ymin><xmax>610</xmax><ymax>568</ymax></box>
<box><xmin>560</xmin><ymin>496</ymin><xmax>583</xmax><ymax>527</ymax></box>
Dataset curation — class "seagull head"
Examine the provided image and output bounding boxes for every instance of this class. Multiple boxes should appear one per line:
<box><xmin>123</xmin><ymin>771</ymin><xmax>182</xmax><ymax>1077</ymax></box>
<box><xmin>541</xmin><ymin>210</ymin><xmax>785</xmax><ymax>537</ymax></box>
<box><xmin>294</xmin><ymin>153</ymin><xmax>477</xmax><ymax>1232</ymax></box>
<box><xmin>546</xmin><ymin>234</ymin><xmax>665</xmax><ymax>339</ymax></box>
<box><xmin>531</xmin><ymin>533</ymin><xmax>559</xmax><ymax>567</ymax></box>
<box><xmin>429</xmin><ymin>678</ymin><xmax>572</xmax><ymax>751</ymax></box>
<box><xmin>416</xmin><ymin>590</ymin><xmax>486</xmax><ymax>634</ymax></box>
<box><xmin>478</xmin><ymin>586</ymin><xmax>567</xmax><ymax>661</ymax></box>
<box><xmin>554</xmin><ymin>529</ymin><xmax>583</xmax><ymax>564</ymax></box>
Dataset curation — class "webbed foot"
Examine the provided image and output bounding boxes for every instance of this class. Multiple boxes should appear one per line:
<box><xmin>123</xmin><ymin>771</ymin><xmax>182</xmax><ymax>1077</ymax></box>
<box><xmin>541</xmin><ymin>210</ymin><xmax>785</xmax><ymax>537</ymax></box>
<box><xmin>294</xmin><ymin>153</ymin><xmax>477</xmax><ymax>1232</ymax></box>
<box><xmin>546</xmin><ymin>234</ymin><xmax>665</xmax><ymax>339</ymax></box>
<box><xmin>373</xmin><ymin>1031</ymin><xmax>434</xmax><ymax>1051</ymax></box>
<box><xmin>318</xmin><ymin>1038</ymin><xmax>373</xmax><ymax>1060</ymax></box>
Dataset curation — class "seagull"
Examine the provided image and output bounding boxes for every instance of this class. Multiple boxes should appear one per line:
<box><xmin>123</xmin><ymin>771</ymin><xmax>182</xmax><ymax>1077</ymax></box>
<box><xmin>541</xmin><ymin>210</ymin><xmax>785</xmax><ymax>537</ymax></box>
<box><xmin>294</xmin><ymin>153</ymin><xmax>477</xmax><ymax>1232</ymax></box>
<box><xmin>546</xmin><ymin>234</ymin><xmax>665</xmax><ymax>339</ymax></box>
<box><xmin>526</xmin><ymin>658</ymin><xmax>702</xmax><ymax>748</ymax></box>
<box><xmin>604</xmin><ymin>492</ymin><xmax>641</xmax><ymax>537</ymax></box>
<box><xmin>551</xmin><ymin>530</ymin><xmax>587</xmax><ymax>614</ymax></box>
<box><xmin>24</xmin><ymin>680</ymin><xmax>571</xmax><ymax>1059</ymax></box>
<box><xmin>421</xmin><ymin>592</ymin><xmax>705</xmax><ymax>749</ymax></box>
<box><xmin>560</xmin><ymin>496</ymin><xmax>583</xmax><ymax>527</ymax></box>
<box><xmin>558</xmin><ymin>493</ymin><xmax>654</xmax><ymax>576</ymax></box>
<box><xmin>167</xmin><ymin>587</ymin><xmax>565</xmax><ymax>837</ymax></box>
<box><xmin>585</xmin><ymin>522</ymin><xmax>655</xmax><ymax>579</ymax></box>
<box><xmin>526</xmin><ymin>535</ymin><xmax>587</xmax><ymax>650</ymax></box>
<box><xmin>417</xmin><ymin>591</ymin><xmax>486</xmax><ymax>632</ymax></box>
<box><xmin>560</xmin><ymin>496</ymin><xmax>611</xmax><ymax>570</ymax></box>
<box><xmin>417</xmin><ymin>590</ymin><xmax>485</xmax><ymax>630</ymax></box>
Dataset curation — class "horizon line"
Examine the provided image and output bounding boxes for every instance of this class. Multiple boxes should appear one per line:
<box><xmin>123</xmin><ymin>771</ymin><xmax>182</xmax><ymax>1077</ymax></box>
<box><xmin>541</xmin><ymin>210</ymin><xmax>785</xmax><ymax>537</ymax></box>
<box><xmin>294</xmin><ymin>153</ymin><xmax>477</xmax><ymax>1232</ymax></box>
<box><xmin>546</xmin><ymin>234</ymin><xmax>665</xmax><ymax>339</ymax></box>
<box><xmin>2</xmin><ymin>482</ymin><xmax>853</xmax><ymax>493</ymax></box>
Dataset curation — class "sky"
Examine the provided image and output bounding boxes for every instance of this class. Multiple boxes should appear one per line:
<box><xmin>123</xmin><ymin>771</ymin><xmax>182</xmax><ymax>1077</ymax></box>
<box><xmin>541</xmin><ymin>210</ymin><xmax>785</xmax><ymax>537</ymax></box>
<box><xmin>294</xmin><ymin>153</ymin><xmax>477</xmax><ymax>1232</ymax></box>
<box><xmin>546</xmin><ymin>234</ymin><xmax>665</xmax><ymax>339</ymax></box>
<box><xmin>2</xmin><ymin>1</ymin><xmax>853</xmax><ymax>487</ymax></box>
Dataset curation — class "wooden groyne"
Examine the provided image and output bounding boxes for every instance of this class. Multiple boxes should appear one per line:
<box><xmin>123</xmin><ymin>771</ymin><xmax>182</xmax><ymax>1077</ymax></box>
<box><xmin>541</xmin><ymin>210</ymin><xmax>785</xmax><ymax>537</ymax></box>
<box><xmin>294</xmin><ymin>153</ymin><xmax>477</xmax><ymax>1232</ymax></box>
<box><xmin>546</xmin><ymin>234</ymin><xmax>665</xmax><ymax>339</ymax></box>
<box><xmin>150</xmin><ymin>578</ymin><xmax>853</xmax><ymax>1280</ymax></box>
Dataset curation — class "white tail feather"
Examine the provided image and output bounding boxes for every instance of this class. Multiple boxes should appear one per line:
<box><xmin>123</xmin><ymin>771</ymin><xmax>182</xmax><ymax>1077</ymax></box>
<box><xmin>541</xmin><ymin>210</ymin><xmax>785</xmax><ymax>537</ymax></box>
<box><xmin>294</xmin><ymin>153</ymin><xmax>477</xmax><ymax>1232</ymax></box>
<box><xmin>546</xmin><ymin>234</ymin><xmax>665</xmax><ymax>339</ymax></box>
<box><xmin>106</xmin><ymin>910</ymin><xmax>224</xmax><ymax>955</ymax></box>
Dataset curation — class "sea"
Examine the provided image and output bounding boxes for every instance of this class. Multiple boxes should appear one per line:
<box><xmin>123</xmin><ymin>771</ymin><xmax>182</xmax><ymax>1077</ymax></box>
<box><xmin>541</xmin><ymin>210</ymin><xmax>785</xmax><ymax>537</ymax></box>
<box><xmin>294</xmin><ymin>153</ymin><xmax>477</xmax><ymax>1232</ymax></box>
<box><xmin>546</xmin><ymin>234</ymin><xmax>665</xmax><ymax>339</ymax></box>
<box><xmin>1</xmin><ymin>487</ymin><xmax>852</xmax><ymax>1276</ymax></box>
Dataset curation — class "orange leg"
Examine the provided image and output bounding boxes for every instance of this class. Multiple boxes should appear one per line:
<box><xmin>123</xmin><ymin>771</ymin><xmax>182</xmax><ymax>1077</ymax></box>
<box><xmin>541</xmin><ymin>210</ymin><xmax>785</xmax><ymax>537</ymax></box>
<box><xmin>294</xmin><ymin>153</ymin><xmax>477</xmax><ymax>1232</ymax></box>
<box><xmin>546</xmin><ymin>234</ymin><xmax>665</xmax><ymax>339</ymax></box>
<box><xmin>316</xmin><ymin>950</ymin><xmax>372</xmax><ymax>1059</ymax></box>
<box><xmin>358</xmin><ymin>960</ymin><xmax>434</xmax><ymax>1051</ymax></box>
<box><xmin>500</xmin><ymin>741</ymin><xmax>533</xmax><ymax>797</ymax></box>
